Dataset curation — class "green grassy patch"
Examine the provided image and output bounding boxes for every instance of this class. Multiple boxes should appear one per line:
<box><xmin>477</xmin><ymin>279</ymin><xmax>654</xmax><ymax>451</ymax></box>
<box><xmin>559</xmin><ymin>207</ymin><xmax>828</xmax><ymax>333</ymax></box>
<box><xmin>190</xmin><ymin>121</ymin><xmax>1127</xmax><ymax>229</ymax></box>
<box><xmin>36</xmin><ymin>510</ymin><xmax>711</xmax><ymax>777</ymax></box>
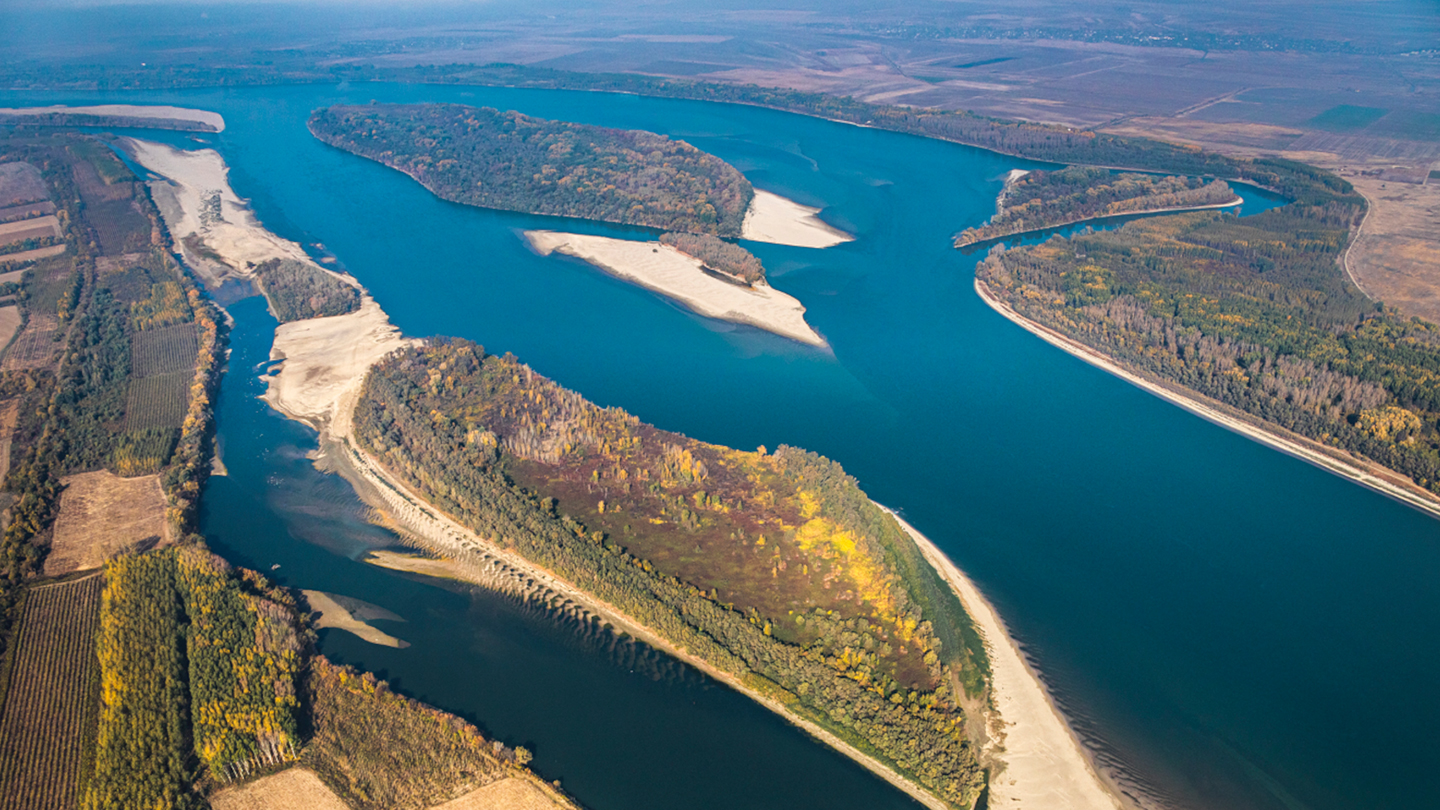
<box><xmin>1305</xmin><ymin>104</ymin><xmax>1388</xmax><ymax>133</ymax></box>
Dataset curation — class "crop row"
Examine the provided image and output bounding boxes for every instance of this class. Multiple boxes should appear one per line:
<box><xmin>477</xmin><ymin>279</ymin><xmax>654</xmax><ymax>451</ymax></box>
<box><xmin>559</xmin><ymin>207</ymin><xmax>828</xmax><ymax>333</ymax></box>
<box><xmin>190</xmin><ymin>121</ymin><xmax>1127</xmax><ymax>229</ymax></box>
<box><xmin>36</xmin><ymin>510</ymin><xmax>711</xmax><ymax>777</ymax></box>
<box><xmin>0</xmin><ymin>575</ymin><xmax>103</xmax><ymax>810</ymax></box>
<box><xmin>124</xmin><ymin>371</ymin><xmax>189</xmax><ymax>431</ymax></box>
<box><xmin>130</xmin><ymin>322</ymin><xmax>197</xmax><ymax>377</ymax></box>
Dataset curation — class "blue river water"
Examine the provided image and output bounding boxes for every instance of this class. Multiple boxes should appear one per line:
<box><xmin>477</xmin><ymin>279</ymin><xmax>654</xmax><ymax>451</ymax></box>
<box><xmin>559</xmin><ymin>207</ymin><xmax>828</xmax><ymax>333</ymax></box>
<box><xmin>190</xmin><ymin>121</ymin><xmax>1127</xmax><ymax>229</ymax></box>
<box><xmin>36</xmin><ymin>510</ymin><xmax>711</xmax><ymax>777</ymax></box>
<box><xmin>4</xmin><ymin>83</ymin><xmax>1435</xmax><ymax>810</ymax></box>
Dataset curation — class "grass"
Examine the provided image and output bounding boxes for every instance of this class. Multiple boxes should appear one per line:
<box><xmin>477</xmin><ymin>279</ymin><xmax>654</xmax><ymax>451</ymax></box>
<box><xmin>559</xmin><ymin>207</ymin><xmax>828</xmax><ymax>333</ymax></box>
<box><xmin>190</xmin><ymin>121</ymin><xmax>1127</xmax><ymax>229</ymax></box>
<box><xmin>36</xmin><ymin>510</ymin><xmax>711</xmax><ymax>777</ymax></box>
<box><xmin>1305</xmin><ymin>104</ymin><xmax>1388</xmax><ymax>133</ymax></box>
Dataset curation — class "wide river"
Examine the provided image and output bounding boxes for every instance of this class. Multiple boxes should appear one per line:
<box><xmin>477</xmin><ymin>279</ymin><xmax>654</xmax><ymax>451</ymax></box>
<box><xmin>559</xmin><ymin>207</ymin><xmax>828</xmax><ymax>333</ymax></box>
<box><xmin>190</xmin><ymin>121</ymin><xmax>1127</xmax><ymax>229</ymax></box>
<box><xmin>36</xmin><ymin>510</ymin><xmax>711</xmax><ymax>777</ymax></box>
<box><xmin>6</xmin><ymin>83</ymin><xmax>1436</xmax><ymax>810</ymax></box>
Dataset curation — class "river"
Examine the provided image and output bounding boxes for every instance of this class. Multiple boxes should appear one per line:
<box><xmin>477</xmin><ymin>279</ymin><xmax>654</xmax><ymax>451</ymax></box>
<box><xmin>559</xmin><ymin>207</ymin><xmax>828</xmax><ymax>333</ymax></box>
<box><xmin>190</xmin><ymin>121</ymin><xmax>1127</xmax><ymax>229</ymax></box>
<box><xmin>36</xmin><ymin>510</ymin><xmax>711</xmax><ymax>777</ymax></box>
<box><xmin>3</xmin><ymin>82</ymin><xmax>1434</xmax><ymax>810</ymax></box>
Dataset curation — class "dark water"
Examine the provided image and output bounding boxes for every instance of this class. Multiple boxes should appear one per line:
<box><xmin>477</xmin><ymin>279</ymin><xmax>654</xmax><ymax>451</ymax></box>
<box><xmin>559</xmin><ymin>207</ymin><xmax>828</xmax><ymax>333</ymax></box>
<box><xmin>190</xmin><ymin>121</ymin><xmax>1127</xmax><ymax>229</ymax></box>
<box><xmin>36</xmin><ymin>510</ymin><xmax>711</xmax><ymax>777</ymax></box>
<box><xmin>5</xmin><ymin>83</ymin><xmax>1435</xmax><ymax>810</ymax></box>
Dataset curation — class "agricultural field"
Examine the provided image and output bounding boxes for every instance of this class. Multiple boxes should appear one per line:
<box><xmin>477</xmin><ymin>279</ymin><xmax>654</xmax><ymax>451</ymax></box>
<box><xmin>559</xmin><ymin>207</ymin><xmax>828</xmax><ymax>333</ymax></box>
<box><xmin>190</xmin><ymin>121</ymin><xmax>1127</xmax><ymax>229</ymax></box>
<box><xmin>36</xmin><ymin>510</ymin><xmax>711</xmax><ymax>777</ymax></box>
<box><xmin>1</xmin><ymin>314</ymin><xmax>61</xmax><ymax>372</ymax></box>
<box><xmin>130</xmin><ymin>323</ymin><xmax>197</xmax><ymax>377</ymax></box>
<box><xmin>0</xmin><ymin>575</ymin><xmax>103</xmax><ymax>810</ymax></box>
<box><xmin>0</xmin><ymin>201</ymin><xmax>55</xmax><ymax>224</ymax></box>
<box><xmin>210</xmin><ymin>768</ymin><xmax>351</xmax><ymax>810</ymax></box>
<box><xmin>124</xmin><ymin>371</ymin><xmax>190</xmax><ymax>430</ymax></box>
<box><xmin>0</xmin><ymin>214</ymin><xmax>61</xmax><ymax>248</ymax></box>
<box><xmin>45</xmin><ymin>470</ymin><xmax>168</xmax><ymax>576</ymax></box>
<box><xmin>433</xmin><ymin>778</ymin><xmax>575</xmax><ymax>810</ymax></box>
<box><xmin>0</xmin><ymin>398</ymin><xmax>17</xmax><ymax>482</ymax></box>
<box><xmin>99</xmin><ymin>262</ymin><xmax>158</xmax><ymax>304</ymax></box>
<box><xmin>0</xmin><ymin>162</ymin><xmax>47</xmax><ymax>207</ymax></box>
<box><xmin>0</xmin><ymin>306</ymin><xmax>20</xmax><ymax>359</ymax></box>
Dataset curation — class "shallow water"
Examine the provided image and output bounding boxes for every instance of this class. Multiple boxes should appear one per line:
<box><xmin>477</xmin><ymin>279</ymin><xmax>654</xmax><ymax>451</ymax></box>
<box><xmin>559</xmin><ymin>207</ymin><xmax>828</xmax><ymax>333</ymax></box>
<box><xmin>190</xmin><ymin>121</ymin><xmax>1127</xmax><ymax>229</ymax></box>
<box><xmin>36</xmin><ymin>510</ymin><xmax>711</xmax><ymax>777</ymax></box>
<box><xmin>5</xmin><ymin>82</ymin><xmax>1435</xmax><ymax>810</ymax></box>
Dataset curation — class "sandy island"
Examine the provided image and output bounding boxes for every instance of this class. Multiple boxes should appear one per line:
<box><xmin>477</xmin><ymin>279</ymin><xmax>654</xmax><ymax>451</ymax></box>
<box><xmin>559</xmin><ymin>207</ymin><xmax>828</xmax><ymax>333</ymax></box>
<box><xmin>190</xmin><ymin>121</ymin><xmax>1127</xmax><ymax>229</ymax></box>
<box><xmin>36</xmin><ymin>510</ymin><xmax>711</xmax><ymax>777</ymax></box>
<box><xmin>0</xmin><ymin>104</ymin><xmax>224</xmax><ymax>132</ymax></box>
<box><xmin>882</xmin><ymin>508</ymin><xmax>1123</xmax><ymax>810</ymax></box>
<box><xmin>525</xmin><ymin>230</ymin><xmax>827</xmax><ymax>347</ymax></box>
<box><xmin>742</xmin><ymin>189</ymin><xmax>852</xmax><ymax>248</ymax></box>
<box><xmin>301</xmin><ymin>590</ymin><xmax>408</xmax><ymax>648</ymax></box>
<box><xmin>976</xmin><ymin>278</ymin><xmax>1440</xmax><ymax>520</ymax></box>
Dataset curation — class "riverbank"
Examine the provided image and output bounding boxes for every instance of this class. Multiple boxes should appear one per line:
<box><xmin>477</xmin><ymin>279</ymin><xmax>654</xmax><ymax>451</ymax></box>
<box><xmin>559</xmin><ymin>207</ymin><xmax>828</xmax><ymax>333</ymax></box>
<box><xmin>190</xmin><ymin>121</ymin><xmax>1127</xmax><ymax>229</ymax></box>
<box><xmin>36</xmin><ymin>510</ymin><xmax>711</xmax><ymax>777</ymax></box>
<box><xmin>0</xmin><ymin>103</ymin><xmax>224</xmax><ymax>131</ymax></box>
<box><xmin>975</xmin><ymin>278</ymin><xmax>1440</xmax><ymax>520</ymax></box>
<box><xmin>742</xmin><ymin>189</ymin><xmax>852</xmax><ymax>248</ymax></box>
<box><xmin>955</xmin><ymin>196</ymin><xmax>1243</xmax><ymax>249</ymax></box>
<box><xmin>524</xmin><ymin>230</ymin><xmax>827</xmax><ymax>347</ymax></box>
<box><xmin>880</xmin><ymin>508</ymin><xmax>1124</xmax><ymax>810</ymax></box>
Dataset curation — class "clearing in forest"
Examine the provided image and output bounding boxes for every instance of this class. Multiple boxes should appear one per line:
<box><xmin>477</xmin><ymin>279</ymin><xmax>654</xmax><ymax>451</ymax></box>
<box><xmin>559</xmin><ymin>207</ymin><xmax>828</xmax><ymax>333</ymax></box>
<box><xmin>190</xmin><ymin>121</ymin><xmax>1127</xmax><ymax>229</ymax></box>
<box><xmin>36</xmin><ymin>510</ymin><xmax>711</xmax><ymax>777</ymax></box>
<box><xmin>0</xmin><ymin>575</ymin><xmax>103</xmax><ymax>810</ymax></box>
<box><xmin>45</xmin><ymin>470</ymin><xmax>168</xmax><ymax>576</ymax></box>
<box><xmin>0</xmin><ymin>307</ymin><xmax>20</xmax><ymax>359</ymax></box>
<box><xmin>1</xmin><ymin>314</ymin><xmax>60</xmax><ymax>371</ymax></box>
<box><xmin>209</xmin><ymin>767</ymin><xmax>350</xmax><ymax>810</ymax></box>
<box><xmin>0</xmin><ymin>398</ymin><xmax>18</xmax><ymax>482</ymax></box>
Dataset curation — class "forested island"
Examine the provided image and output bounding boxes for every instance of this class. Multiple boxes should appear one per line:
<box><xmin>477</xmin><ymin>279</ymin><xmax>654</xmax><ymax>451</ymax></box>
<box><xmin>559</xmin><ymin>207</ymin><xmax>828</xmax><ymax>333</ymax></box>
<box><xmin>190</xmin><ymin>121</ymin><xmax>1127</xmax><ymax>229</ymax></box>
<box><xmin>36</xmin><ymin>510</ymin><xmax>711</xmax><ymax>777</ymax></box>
<box><xmin>955</xmin><ymin>167</ymin><xmax>1238</xmax><ymax>247</ymax></box>
<box><xmin>975</xmin><ymin>160</ymin><xmax>1440</xmax><ymax>503</ymax></box>
<box><xmin>309</xmin><ymin>103</ymin><xmax>754</xmax><ymax>237</ymax></box>
<box><xmin>352</xmin><ymin>340</ymin><xmax>990</xmax><ymax>808</ymax></box>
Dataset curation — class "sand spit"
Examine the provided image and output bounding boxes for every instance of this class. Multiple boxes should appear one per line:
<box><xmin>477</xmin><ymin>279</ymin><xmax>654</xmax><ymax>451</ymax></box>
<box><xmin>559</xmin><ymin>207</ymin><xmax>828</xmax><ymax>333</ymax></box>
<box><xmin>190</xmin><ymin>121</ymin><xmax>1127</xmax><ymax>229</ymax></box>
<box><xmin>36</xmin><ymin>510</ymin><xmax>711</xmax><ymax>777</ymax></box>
<box><xmin>261</xmin><ymin>296</ymin><xmax>419</xmax><ymax>435</ymax></box>
<box><xmin>882</xmin><ymin>508</ymin><xmax>1124</xmax><ymax>810</ymax></box>
<box><xmin>525</xmin><ymin>230</ymin><xmax>826</xmax><ymax>347</ymax></box>
<box><xmin>301</xmin><ymin>590</ymin><xmax>408</xmax><ymax>648</ymax></box>
<box><xmin>0</xmin><ymin>104</ymin><xmax>224</xmax><ymax>132</ymax></box>
<box><xmin>121</xmin><ymin>138</ymin><xmax>313</xmax><ymax>287</ymax></box>
<box><xmin>742</xmin><ymin>189</ymin><xmax>852</xmax><ymax>248</ymax></box>
<box><xmin>976</xmin><ymin>279</ymin><xmax>1440</xmax><ymax>520</ymax></box>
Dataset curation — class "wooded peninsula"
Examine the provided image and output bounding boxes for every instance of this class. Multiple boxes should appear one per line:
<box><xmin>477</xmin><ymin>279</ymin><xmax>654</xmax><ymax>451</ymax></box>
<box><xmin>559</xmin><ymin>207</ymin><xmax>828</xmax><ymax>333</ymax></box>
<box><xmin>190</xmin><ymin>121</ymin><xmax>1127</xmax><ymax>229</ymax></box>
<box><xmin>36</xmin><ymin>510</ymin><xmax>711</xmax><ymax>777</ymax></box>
<box><xmin>955</xmin><ymin>167</ymin><xmax>1238</xmax><ymax>247</ymax></box>
<box><xmin>352</xmin><ymin>340</ymin><xmax>990</xmax><ymax>808</ymax></box>
<box><xmin>976</xmin><ymin>159</ymin><xmax>1440</xmax><ymax>501</ymax></box>
<box><xmin>308</xmin><ymin>103</ymin><xmax>754</xmax><ymax>237</ymax></box>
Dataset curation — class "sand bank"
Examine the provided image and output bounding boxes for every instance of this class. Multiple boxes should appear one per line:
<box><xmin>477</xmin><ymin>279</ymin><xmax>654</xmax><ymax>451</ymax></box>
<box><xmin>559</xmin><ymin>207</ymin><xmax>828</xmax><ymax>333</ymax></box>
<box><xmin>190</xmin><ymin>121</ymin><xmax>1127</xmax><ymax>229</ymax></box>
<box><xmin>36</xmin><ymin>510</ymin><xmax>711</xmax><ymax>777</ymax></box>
<box><xmin>261</xmin><ymin>296</ymin><xmax>419</xmax><ymax>435</ymax></box>
<box><xmin>742</xmin><ymin>189</ymin><xmax>852</xmax><ymax>248</ymax></box>
<box><xmin>121</xmin><ymin>138</ymin><xmax>313</xmax><ymax>287</ymax></box>
<box><xmin>976</xmin><ymin>279</ymin><xmax>1440</xmax><ymax>520</ymax></box>
<box><xmin>0</xmin><ymin>104</ymin><xmax>224</xmax><ymax>132</ymax></box>
<box><xmin>525</xmin><ymin>230</ymin><xmax>826</xmax><ymax>347</ymax></box>
<box><xmin>301</xmin><ymin>590</ymin><xmax>408</xmax><ymax>648</ymax></box>
<box><xmin>882</xmin><ymin>508</ymin><xmax>1123</xmax><ymax>810</ymax></box>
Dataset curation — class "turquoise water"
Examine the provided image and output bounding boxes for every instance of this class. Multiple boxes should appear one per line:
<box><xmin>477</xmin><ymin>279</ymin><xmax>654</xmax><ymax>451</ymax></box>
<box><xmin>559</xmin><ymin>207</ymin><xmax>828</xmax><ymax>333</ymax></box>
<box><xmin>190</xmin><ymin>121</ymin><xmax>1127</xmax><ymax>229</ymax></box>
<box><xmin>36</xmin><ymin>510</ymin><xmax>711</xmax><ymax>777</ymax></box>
<box><xmin>5</xmin><ymin>83</ymin><xmax>1433</xmax><ymax>810</ymax></box>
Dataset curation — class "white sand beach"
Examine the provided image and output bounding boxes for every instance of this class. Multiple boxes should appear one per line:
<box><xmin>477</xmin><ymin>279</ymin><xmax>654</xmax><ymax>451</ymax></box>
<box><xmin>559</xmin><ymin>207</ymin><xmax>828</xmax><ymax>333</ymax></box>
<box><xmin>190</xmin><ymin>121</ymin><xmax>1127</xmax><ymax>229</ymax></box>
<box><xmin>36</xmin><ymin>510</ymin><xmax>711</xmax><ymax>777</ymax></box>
<box><xmin>121</xmin><ymin>138</ymin><xmax>313</xmax><ymax>287</ymax></box>
<box><xmin>883</xmin><ymin>508</ymin><xmax>1124</xmax><ymax>810</ymax></box>
<box><xmin>0</xmin><ymin>104</ymin><xmax>224</xmax><ymax>132</ymax></box>
<box><xmin>742</xmin><ymin>189</ymin><xmax>852</xmax><ymax>248</ymax></box>
<box><xmin>525</xmin><ymin>230</ymin><xmax>827</xmax><ymax>347</ymax></box>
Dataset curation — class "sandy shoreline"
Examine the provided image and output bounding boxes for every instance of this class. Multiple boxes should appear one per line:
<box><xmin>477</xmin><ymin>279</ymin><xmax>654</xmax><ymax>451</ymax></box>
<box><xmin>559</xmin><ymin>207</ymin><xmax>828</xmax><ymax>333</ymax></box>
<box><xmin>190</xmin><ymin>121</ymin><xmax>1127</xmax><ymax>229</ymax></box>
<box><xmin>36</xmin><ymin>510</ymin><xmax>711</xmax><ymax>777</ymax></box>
<box><xmin>525</xmin><ymin>230</ymin><xmax>827</xmax><ymax>347</ymax></box>
<box><xmin>975</xmin><ymin>278</ymin><xmax>1440</xmax><ymax>520</ymax></box>
<box><xmin>0</xmin><ymin>104</ymin><xmax>224</xmax><ymax>132</ymax></box>
<box><xmin>956</xmin><ymin>196</ymin><xmax>1244</xmax><ymax>248</ymax></box>
<box><xmin>881</xmin><ymin>508</ymin><xmax>1124</xmax><ymax>810</ymax></box>
<box><xmin>742</xmin><ymin>189</ymin><xmax>852</xmax><ymax>248</ymax></box>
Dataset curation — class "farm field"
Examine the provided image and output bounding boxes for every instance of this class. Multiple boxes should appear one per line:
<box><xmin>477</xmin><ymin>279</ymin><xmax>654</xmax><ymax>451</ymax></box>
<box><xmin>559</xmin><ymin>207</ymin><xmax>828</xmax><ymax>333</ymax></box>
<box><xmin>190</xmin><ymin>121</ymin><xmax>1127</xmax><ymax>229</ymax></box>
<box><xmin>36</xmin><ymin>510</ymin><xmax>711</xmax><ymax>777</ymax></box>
<box><xmin>0</xmin><ymin>214</ymin><xmax>60</xmax><ymax>245</ymax></box>
<box><xmin>1344</xmin><ymin>175</ymin><xmax>1440</xmax><ymax>323</ymax></box>
<box><xmin>210</xmin><ymin>768</ymin><xmax>351</xmax><ymax>810</ymax></box>
<box><xmin>45</xmin><ymin>470</ymin><xmax>168</xmax><ymax>576</ymax></box>
<box><xmin>433</xmin><ymin>778</ymin><xmax>573</xmax><ymax>810</ymax></box>
<box><xmin>124</xmin><ymin>371</ymin><xmax>190</xmax><ymax>430</ymax></box>
<box><xmin>0</xmin><ymin>575</ymin><xmax>103</xmax><ymax>810</ymax></box>
<box><xmin>0</xmin><ymin>163</ymin><xmax>47</xmax><ymax>207</ymax></box>
<box><xmin>0</xmin><ymin>398</ymin><xmax>17</xmax><ymax>482</ymax></box>
<box><xmin>1</xmin><ymin>314</ymin><xmax>60</xmax><ymax>371</ymax></box>
<box><xmin>0</xmin><ymin>306</ymin><xmax>20</xmax><ymax>357</ymax></box>
<box><xmin>0</xmin><ymin>202</ymin><xmax>55</xmax><ymax>224</ymax></box>
<box><xmin>131</xmin><ymin>323</ymin><xmax>197</xmax><ymax>377</ymax></box>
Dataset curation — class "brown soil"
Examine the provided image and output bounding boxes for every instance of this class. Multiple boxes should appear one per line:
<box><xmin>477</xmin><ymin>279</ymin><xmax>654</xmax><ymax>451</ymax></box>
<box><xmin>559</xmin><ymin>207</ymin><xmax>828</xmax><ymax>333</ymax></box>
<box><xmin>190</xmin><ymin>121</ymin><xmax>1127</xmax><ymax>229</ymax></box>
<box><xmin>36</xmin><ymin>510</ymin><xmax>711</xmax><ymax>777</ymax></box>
<box><xmin>0</xmin><ymin>398</ymin><xmax>17</xmax><ymax>484</ymax></box>
<box><xmin>45</xmin><ymin>470</ymin><xmax>169</xmax><ymax>576</ymax></box>
<box><xmin>210</xmin><ymin>767</ymin><xmax>351</xmax><ymax>810</ymax></box>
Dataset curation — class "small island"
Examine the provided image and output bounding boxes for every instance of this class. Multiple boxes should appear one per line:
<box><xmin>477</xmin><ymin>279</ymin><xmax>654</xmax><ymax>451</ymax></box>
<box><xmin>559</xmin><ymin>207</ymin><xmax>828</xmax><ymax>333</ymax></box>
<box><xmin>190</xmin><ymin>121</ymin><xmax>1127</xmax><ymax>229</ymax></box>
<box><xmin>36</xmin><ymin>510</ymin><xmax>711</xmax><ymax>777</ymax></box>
<box><xmin>954</xmin><ymin>166</ymin><xmax>1239</xmax><ymax>247</ymax></box>
<box><xmin>309</xmin><ymin>103</ymin><xmax>754</xmax><ymax>236</ymax></box>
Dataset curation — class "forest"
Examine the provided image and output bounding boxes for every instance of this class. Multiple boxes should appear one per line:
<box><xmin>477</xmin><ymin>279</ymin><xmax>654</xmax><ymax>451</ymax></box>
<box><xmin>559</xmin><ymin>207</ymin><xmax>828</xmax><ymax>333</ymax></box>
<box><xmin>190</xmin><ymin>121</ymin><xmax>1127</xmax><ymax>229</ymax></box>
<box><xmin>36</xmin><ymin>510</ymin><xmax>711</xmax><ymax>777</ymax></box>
<box><xmin>658</xmin><ymin>232</ymin><xmax>765</xmax><ymax>285</ymax></box>
<box><xmin>955</xmin><ymin>167</ymin><xmax>1237</xmax><ymax>247</ymax></box>
<box><xmin>308</xmin><ymin>103</ymin><xmax>754</xmax><ymax>237</ymax></box>
<box><xmin>352</xmin><ymin>340</ymin><xmax>989</xmax><ymax>808</ymax></box>
<box><xmin>977</xmin><ymin>170</ymin><xmax>1440</xmax><ymax>494</ymax></box>
<box><xmin>252</xmin><ymin>258</ymin><xmax>362</xmax><ymax>323</ymax></box>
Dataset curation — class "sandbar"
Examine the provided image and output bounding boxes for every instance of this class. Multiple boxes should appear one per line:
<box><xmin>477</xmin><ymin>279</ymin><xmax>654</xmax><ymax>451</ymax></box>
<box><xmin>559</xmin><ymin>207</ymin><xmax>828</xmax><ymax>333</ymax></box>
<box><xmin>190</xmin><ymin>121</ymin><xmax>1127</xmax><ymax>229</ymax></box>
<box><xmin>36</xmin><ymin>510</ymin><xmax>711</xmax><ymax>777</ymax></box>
<box><xmin>261</xmin><ymin>296</ymin><xmax>420</xmax><ymax>435</ymax></box>
<box><xmin>525</xmin><ymin>230</ymin><xmax>826</xmax><ymax>347</ymax></box>
<box><xmin>882</xmin><ymin>507</ymin><xmax>1123</xmax><ymax>810</ymax></box>
<box><xmin>301</xmin><ymin>589</ymin><xmax>408</xmax><ymax>648</ymax></box>
<box><xmin>742</xmin><ymin>189</ymin><xmax>852</xmax><ymax>248</ymax></box>
<box><xmin>121</xmin><ymin>138</ymin><xmax>313</xmax><ymax>287</ymax></box>
<box><xmin>0</xmin><ymin>104</ymin><xmax>224</xmax><ymax>132</ymax></box>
